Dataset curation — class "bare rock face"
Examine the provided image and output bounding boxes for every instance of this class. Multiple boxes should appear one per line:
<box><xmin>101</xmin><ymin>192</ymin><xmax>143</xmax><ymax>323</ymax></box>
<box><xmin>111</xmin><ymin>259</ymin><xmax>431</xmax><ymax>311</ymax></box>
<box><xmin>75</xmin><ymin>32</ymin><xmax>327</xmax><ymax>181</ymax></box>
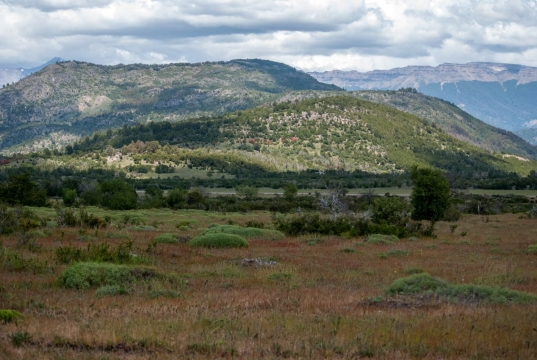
<box><xmin>310</xmin><ymin>62</ymin><xmax>537</xmax><ymax>140</ymax></box>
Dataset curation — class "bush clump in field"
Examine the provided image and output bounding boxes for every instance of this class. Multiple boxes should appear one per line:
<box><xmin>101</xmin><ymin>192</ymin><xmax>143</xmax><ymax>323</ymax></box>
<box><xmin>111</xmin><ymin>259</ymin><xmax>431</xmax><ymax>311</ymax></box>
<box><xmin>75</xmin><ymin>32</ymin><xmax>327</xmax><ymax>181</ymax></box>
<box><xmin>55</xmin><ymin>241</ymin><xmax>143</xmax><ymax>265</ymax></box>
<box><xmin>386</xmin><ymin>273</ymin><xmax>448</xmax><ymax>296</ymax></box>
<box><xmin>189</xmin><ymin>233</ymin><xmax>249</xmax><ymax>249</ymax></box>
<box><xmin>0</xmin><ymin>310</ymin><xmax>24</xmax><ymax>324</ymax></box>
<box><xmin>153</xmin><ymin>233</ymin><xmax>179</xmax><ymax>244</ymax></box>
<box><xmin>58</xmin><ymin>262</ymin><xmax>158</xmax><ymax>290</ymax></box>
<box><xmin>367</xmin><ymin>234</ymin><xmax>399</xmax><ymax>244</ymax></box>
<box><xmin>203</xmin><ymin>225</ymin><xmax>285</xmax><ymax>241</ymax></box>
<box><xmin>525</xmin><ymin>244</ymin><xmax>537</xmax><ymax>254</ymax></box>
<box><xmin>386</xmin><ymin>273</ymin><xmax>537</xmax><ymax>304</ymax></box>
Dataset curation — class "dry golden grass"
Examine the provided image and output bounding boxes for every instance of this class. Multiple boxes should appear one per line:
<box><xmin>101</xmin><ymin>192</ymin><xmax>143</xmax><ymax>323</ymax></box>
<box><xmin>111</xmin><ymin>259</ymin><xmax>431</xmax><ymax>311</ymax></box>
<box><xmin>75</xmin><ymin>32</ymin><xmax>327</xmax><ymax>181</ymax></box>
<box><xmin>1</xmin><ymin>211</ymin><xmax>537</xmax><ymax>359</ymax></box>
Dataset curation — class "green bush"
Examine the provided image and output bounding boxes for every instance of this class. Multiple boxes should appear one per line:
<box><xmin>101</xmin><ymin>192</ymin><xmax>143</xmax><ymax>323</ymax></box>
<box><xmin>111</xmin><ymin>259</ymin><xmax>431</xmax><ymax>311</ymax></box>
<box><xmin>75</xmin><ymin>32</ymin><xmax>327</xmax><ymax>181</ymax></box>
<box><xmin>189</xmin><ymin>233</ymin><xmax>249</xmax><ymax>249</ymax></box>
<box><xmin>525</xmin><ymin>244</ymin><xmax>537</xmax><ymax>254</ymax></box>
<box><xmin>367</xmin><ymin>234</ymin><xmax>399</xmax><ymax>244</ymax></box>
<box><xmin>385</xmin><ymin>273</ymin><xmax>448</xmax><ymax>296</ymax></box>
<box><xmin>385</xmin><ymin>273</ymin><xmax>537</xmax><ymax>304</ymax></box>
<box><xmin>58</xmin><ymin>262</ymin><xmax>158</xmax><ymax>290</ymax></box>
<box><xmin>27</xmin><ymin>230</ymin><xmax>46</xmax><ymax>238</ymax></box>
<box><xmin>0</xmin><ymin>310</ymin><xmax>24</xmax><ymax>324</ymax></box>
<box><xmin>55</xmin><ymin>241</ymin><xmax>142</xmax><ymax>265</ymax></box>
<box><xmin>203</xmin><ymin>225</ymin><xmax>284</xmax><ymax>241</ymax></box>
<box><xmin>10</xmin><ymin>331</ymin><xmax>32</xmax><ymax>347</ymax></box>
<box><xmin>154</xmin><ymin>233</ymin><xmax>178</xmax><ymax>244</ymax></box>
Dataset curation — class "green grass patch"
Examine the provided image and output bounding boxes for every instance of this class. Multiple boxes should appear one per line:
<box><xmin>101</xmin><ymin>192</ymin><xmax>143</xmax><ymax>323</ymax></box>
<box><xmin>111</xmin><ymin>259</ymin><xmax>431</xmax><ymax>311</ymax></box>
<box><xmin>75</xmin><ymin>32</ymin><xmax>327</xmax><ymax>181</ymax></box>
<box><xmin>367</xmin><ymin>234</ymin><xmax>399</xmax><ymax>244</ymax></box>
<box><xmin>55</xmin><ymin>241</ymin><xmax>145</xmax><ymax>265</ymax></box>
<box><xmin>386</xmin><ymin>273</ymin><xmax>537</xmax><ymax>304</ymax></box>
<box><xmin>58</xmin><ymin>262</ymin><xmax>159</xmax><ymax>290</ymax></box>
<box><xmin>153</xmin><ymin>233</ymin><xmax>179</xmax><ymax>244</ymax></box>
<box><xmin>203</xmin><ymin>225</ymin><xmax>285</xmax><ymax>241</ymax></box>
<box><xmin>306</xmin><ymin>238</ymin><xmax>321</xmax><ymax>246</ymax></box>
<box><xmin>189</xmin><ymin>233</ymin><xmax>249</xmax><ymax>249</ymax></box>
<box><xmin>525</xmin><ymin>244</ymin><xmax>537</xmax><ymax>254</ymax></box>
<box><xmin>0</xmin><ymin>310</ymin><xmax>24</xmax><ymax>324</ymax></box>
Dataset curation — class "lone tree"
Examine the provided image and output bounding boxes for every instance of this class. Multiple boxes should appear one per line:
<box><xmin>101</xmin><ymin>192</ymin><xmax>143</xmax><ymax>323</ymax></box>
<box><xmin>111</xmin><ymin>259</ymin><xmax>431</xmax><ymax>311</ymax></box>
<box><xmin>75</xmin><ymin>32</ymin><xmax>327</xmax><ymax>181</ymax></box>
<box><xmin>410</xmin><ymin>166</ymin><xmax>450</xmax><ymax>222</ymax></box>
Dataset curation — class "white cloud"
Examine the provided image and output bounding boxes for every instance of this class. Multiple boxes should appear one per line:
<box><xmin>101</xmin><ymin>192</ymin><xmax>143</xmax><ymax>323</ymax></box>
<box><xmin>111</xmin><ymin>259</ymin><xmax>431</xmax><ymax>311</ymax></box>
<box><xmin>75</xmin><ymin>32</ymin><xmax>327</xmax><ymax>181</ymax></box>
<box><xmin>1</xmin><ymin>0</ymin><xmax>537</xmax><ymax>71</ymax></box>
<box><xmin>523</xmin><ymin>120</ymin><xmax>537</xmax><ymax>128</ymax></box>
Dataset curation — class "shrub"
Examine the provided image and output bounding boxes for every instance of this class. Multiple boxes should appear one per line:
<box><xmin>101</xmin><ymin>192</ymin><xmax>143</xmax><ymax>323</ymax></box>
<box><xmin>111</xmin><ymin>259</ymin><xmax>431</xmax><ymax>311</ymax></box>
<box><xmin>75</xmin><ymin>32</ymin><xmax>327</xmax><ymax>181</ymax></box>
<box><xmin>189</xmin><ymin>233</ymin><xmax>249</xmax><ymax>249</ymax></box>
<box><xmin>525</xmin><ymin>244</ymin><xmax>537</xmax><ymax>254</ymax></box>
<box><xmin>245</xmin><ymin>220</ymin><xmax>265</xmax><ymax>228</ymax></box>
<box><xmin>55</xmin><ymin>241</ymin><xmax>142</xmax><ymax>265</ymax></box>
<box><xmin>10</xmin><ymin>331</ymin><xmax>32</xmax><ymax>347</ymax></box>
<box><xmin>99</xmin><ymin>179</ymin><xmax>138</xmax><ymax>210</ymax></box>
<box><xmin>367</xmin><ymin>234</ymin><xmax>399</xmax><ymax>244</ymax></box>
<box><xmin>0</xmin><ymin>310</ymin><xmax>24</xmax><ymax>324</ymax></box>
<box><xmin>385</xmin><ymin>273</ymin><xmax>448</xmax><ymax>296</ymax></box>
<box><xmin>154</xmin><ymin>233</ymin><xmax>178</xmax><ymax>244</ymax></box>
<box><xmin>203</xmin><ymin>225</ymin><xmax>284</xmax><ymax>241</ymax></box>
<box><xmin>385</xmin><ymin>273</ymin><xmax>537</xmax><ymax>304</ymax></box>
<box><xmin>58</xmin><ymin>262</ymin><xmax>158</xmax><ymax>290</ymax></box>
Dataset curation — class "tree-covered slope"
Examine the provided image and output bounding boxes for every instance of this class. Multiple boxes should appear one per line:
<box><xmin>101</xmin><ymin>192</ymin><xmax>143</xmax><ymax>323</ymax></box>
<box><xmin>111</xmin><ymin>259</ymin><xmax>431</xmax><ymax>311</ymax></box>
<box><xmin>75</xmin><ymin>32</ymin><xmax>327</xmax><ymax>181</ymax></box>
<box><xmin>351</xmin><ymin>90</ymin><xmax>537</xmax><ymax>160</ymax></box>
<box><xmin>72</xmin><ymin>96</ymin><xmax>536</xmax><ymax>175</ymax></box>
<box><xmin>0</xmin><ymin>59</ymin><xmax>341</xmax><ymax>153</ymax></box>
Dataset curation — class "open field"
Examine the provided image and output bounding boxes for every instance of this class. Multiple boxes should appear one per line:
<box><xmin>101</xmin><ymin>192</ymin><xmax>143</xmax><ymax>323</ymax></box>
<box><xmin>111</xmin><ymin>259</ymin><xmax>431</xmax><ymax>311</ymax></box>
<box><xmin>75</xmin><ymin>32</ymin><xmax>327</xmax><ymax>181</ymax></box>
<box><xmin>1</xmin><ymin>209</ymin><xmax>537</xmax><ymax>359</ymax></box>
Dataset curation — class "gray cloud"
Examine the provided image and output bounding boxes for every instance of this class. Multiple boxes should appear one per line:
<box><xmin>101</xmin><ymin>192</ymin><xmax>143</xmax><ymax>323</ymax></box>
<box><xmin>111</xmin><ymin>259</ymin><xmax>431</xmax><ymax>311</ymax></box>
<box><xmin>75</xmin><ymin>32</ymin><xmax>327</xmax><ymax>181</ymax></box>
<box><xmin>1</xmin><ymin>0</ymin><xmax>537</xmax><ymax>71</ymax></box>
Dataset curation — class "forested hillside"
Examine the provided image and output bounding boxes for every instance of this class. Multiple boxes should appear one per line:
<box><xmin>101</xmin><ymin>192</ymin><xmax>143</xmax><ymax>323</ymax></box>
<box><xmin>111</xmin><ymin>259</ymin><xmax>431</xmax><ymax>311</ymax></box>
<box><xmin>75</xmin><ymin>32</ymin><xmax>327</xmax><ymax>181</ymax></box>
<box><xmin>68</xmin><ymin>96</ymin><xmax>536</xmax><ymax>176</ymax></box>
<box><xmin>0</xmin><ymin>59</ymin><xmax>340</xmax><ymax>153</ymax></box>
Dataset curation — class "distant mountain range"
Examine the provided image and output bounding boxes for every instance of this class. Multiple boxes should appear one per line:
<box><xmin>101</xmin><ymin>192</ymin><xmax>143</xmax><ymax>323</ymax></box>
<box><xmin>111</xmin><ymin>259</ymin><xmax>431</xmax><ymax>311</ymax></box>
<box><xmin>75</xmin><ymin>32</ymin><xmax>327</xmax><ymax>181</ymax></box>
<box><xmin>310</xmin><ymin>63</ymin><xmax>537</xmax><ymax>145</ymax></box>
<box><xmin>0</xmin><ymin>57</ymin><xmax>64</xmax><ymax>87</ymax></box>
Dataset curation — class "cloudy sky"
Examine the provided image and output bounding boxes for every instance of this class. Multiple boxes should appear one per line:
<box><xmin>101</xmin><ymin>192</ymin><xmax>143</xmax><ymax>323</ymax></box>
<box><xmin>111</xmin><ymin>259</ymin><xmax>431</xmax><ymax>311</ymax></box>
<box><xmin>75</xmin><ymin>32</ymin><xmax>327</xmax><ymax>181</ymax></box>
<box><xmin>1</xmin><ymin>0</ymin><xmax>537</xmax><ymax>72</ymax></box>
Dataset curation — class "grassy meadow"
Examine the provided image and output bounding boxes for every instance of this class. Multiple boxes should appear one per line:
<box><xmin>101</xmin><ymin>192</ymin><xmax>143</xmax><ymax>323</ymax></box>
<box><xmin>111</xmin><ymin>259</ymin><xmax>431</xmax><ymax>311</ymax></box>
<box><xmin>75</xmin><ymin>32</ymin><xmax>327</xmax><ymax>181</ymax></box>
<box><xmin>1</xmin><ymin>208</ymin><xmax>537</xmax><ymax>359</ymax></box>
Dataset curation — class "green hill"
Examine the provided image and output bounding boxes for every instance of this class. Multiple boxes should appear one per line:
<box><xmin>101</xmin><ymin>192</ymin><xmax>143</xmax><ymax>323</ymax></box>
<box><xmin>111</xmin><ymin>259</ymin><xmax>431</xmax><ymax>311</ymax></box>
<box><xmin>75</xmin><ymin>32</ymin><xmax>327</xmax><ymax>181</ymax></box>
<box><xmin>0</xmin><ymin>59</ymin><xmax>340</xmax><ymax>153</ymax></box>
<box><xmin>351</xmin><ymin>90</ymin><xmax>537</xmax><ymax>160</ymax></box>
<box><xmin>70</xmin><ymin>95</ymin><xmax>536</xmax><ymax>176</ymax></box>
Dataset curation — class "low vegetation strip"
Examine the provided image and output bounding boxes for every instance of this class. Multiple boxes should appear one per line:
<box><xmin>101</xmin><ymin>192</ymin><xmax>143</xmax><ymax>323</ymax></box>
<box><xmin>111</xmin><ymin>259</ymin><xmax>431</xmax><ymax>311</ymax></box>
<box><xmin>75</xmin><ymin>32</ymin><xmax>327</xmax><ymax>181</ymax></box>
<box><xmin>188</xmin><ymin>233</ymin><xmax>249</xmax><ymax>249</ymax></box>
<box><xmin>386</xmin><ymin>273</ymin><xmax>537</xmax><ymax>304</ymax></box>
<box><xmin>58</xmin><ymin>262</ymin><xmax>159</xmax><ymax>290</ymax></box>
<box><xmin>204</xmin><ymin>225</ymin><xmax>285</xmax><ymax>241</ymax></box>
